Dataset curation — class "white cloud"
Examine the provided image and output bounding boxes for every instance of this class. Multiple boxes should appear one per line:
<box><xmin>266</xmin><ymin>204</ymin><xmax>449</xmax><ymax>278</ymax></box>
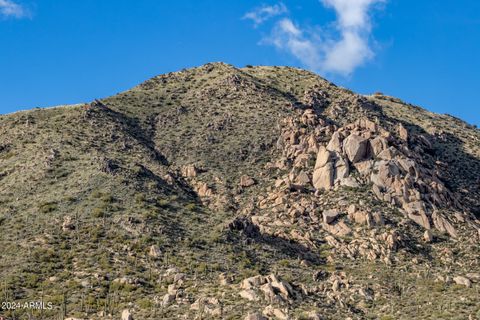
<box><xmin>266</xmin><ymin>18</ymin><xmax>322</xmax><ymax>71</ymax></box>
<box><xmin>0</xmin><ymin>0</ymin><xmax>27</xmax><ymax>18</ymax></box>
<box><xmin>248</xmin><ymin>0</ymin><xmax>385</xmax><ymax>76</ymax></box>
<box><xmin>243</xmin><ymin>3</ymin><xmax>288</xmax><ymax>27</ymax></box>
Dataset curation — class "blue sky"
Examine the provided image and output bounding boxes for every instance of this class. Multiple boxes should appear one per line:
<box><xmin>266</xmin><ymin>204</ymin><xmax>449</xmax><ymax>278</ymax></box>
<box><xmin>0</xmin><ymin>0</ymin><xmax>479</xmax><ymax>126</ymax></box>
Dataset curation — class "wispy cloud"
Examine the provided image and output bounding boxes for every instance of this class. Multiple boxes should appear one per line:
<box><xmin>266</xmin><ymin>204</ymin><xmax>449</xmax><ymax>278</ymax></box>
<box><xmin>246</xmin><ymin>0</ymin><xmax>386</xmax><ymax>76</ymax></box>
<box><xmin>0</xmin><ymin>0</ymin><xmax>27</xmax><ymax>18</ymax></box>
<box><xmin>243</xmin><ymin>3</ymin><xmax>288</xmax><ymax>27</ymax></box>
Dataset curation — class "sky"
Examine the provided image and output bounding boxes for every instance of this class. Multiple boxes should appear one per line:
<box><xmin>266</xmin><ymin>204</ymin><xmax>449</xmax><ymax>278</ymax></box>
<box><xmin>0</xmin><ymin>0</ymin><xmax>479</xmax><ymax>126</ymax></box>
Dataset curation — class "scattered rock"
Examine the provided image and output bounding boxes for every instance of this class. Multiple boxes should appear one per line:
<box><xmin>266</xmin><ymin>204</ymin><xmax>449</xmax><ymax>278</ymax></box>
<box><xmin>263</xmin><ymin>305</ymin><xmax>288</xmax><ymax>320</ymax></box>
<box><xmin>453</xmin><ymin>276</ymin><xmax>472</xmax><ymax>288</ymax></box>
<box><xmin>149</xmin><ymin>245</ymin><xmax>161</xmax><ymax>258</ymax></box>
<box><xmin>181</xmin><ymin>164</ymin><xmax>198</xmax><ymax>177</ymax></box>
<box><xmin>121</xmin><ymin>309</ymin><xmax>133</xmax><ymax>320</ymax></box>
<box><xmin>323</xmin><ymin>209</ymin><xmax>341</xmax><ymax>224</ymax></box>
<box><xmin>423</xmin><ymin>230</ymin><xmax>434</xmax><ymax>243</ymax></box>
<box><xmin>62</xmin><ymin>216</ymin><xmax>75</xmax><ymax>232</ymax></box>
<box><xmin>240</xmin><ymin>175</ymin><xmax>256</xmax><ymax>187</ymax></box>
<box><xmin>162</xmin><ymin>293</ymin><xmax>176</xmax><ymax>307</ymax></box>
<box><xmin>398</xmin><ymin>123</ymin><xmax>409</xmax><ymax>141</ymax></box>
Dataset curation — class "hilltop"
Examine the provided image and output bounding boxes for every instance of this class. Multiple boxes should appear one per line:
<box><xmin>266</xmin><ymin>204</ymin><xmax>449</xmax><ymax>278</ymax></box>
<box><xmin>0</xmin><ymin>63</ymin><xmax>479</xmax><ymax>320</ymax></box>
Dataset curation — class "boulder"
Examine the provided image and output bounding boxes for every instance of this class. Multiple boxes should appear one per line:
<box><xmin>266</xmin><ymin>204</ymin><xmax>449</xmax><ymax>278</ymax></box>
<box><xmin>377</xmin><ymin>147</ymin><xmax>398</xmax><ymax>161</ymax></box>
<box><xmin>371</xmin><ymin>160</ymin><xmax>400</xmax><ymax>189</ymax></box>
<box><xmin>195</xmin><ymin>182</ymin><xmax>213</xmax><ymax>197</ymax></box>
<box><xmin>293</xmin><ymin>171</ymin><xmax>310</xmax><ymax>187</ymax></box>
<box><xmin>326</xmin><ymin>131</ymin><xmax>343</xmax><ymax>153</ymax></box>
<box><xmin>323</xmin><ymin>209</ymin><xmax>341</xmax><ymax>224</ymax></box>
<box><xmin>266</xmin><ymin>274</ymin><xmax>294</xmax><ymax>301</ymax></box>
<box><xmin>333</xmin><ymin>155</ymin><xmax>350</xmax><ymax>185</ymax></box>
<box><xmin>370</xmin><ymin>136</ymin><xmax>388</xmax><ymax>156</ymax></box>
<box><xmin>423</xmin><ymin>230</ymin><xmax>434</xmax><ymax>243</ymax></box>
<box><xmin>343</xmin><ymin>134</ymin><xmax>369</xmax><ymax>163</ymax></box>
<box><xmin>162</xmin><ymin>293</ymin><xmax>176</xmax><ymax>307</ymax></box>
<box><xmin>263</xmin><ymin>305</ymin><xmax>288</xmax><ymax>320</ymax></box>
<box><xmin>314</xmin><ymin>146</ymin><xmax>332</xmax><ymax>168</ymax></box>
<box><xmin>312</xmin><ymin>146</ymin><xmax>338</xmax><ymax>191</ymax></box>
<box><xmin>323</xmin><ymin>220</ymin><xmax>351</xmax><ymax>237</ymax></box>
<box><xmin>240</xmin><ymin>175</ymin><xmax>256</xmax><ymax>187</ymax></box>
<box><xmin>432</xmin><ymin>211</ymin><xmax>458</xmax><ymax>238</ymax></box>
<box><xmin>121</xmin><ymin>309</ymin><xmax>133</xmax><ymax>320</ymax></box>
<box><xmin>241</xmin><ymin>275</ymin><xmax>267</xmax><ymax>290</ymax></box>
<box><xmin>313</xmin><ymin>164</ymin><xmax>335</xmax><ymax>190</ymax></box>
<box><xmin>398</xmin><ymin>123</ymin><xmax>409</xmax><ymax>141</ymax></box>
<box><xmin>453</xmin><ymin>276</ymin><xmax>472</xmax><ymax>288</ymax></box>
<box><xmin>62</xmin><ymin>216</ymin><xmax>75</xmax><ymax>232</ymax></box>
<box><xmin>239</xmin><ymin>289</ymin><xmax>260</xmax><ymax>301</ymax></box>
<box><xmin>403</xmin><ymin>201</ymin><xmax>431</xmax><ymax>229</ymax></box>
<box><xmin>149</xmin><ymin>245</ymin><xmax>161</xmax><ymax>258</ymax></box>
<box><xmin>181</xmin><ymin>164</ymin><xmax>198</xmax><ymax>178</ymax></box>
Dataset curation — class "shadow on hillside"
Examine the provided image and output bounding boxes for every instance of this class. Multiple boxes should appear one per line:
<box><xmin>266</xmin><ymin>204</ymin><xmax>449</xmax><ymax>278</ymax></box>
<box><xmin>372</xmin><ymin>103</ymin><xmax>480</xmax><ymax>219</ymax></box>
<box><xmin>228</xmin><ymin>217</ymin><xmax>323</xmax><ymax>265</ymax></box>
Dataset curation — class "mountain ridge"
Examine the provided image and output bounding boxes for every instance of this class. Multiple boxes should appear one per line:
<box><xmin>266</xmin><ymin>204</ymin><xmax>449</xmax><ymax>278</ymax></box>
<box><xmin>0</xmin><ymin>63</ymin><xmax>479</xmax><ymax>320</ymax></box>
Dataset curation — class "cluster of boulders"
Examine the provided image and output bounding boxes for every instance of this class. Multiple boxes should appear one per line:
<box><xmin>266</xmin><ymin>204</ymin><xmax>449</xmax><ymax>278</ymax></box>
<box><xmin>239</xmin><ymin>274</ymin><xmax>296</xmax><ymax>304</ymax></box>
<box><xmin>265</xmin><ymin>109</ymin><xmax>470</xmax><ymax>238</ymax></box>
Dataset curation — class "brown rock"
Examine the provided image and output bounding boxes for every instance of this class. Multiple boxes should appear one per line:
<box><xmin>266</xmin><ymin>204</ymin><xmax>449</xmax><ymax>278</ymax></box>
<box><xmin>263</xmin><ymin>305</ymin><xmax>288</xmax><ymax>320</ymax></box>
<box><xmin>241</xmin><ymin>275</ymin><xmax>267</xmax><ymax>289</ymax></box>
<box><xmin>323</xmin><ymin>209</ymin><xmax>341</xmax><ymax>224</ymax></box>
<box><xmin>334</xmin><ymin>155</ymin><xmax>350</xmax><ymax>185</ymax></box>
<box><xmin>195</xmin><ymin>182</ymin><xmax>213</xmax><ymax>197</ymax></box>
<box><xmin>327</xmin><ymin>131</ymin><xmax>343</xmax><ymax>153</ymax></box>
<box><xmin>370</xmin><ymin>136</ymin><xmax>388</xmax><ymax>156</ymax></box>
<box><xmin>432</xmin><ymin>211</ymin><xmax>458</xmax><ymax>238</ymax></box>
<box><xmin>423</xmin><ymin>230</ymin><xmax>434</xmax><ymax>243</ymax></box>
<box><xmin>240</xmin><ymin>175</ymin><xmax>256</xmax><ymax>187</ymax></box>
<box><xmin>314</xmin><ymin>146</ymin><xmax>332</xmax><ymax>168</ymax></box>
<box><xmin>323</xmin><ymin>220</ymin><xmax>352</xmax><ymax>237</ymax></box>
<box><xmin>122</xmin><ymin>309</ymin><xmax>133</xmax><ymax>320</ymax></box>
<box><xmin>294</xmin><ymin>170</ymin><xmax>311</xmax><ymax>187</ymax></box>
<box><xmin>343</xmin><ymin>134</ymin><xmax>369</xmax><ymax>163</ymax></box>
<box><xmin>239</xmin><ymin>289</ymin><xmax>260</xmax><ymax>301</ymax></box>
<box><xmin>403</xmin><ymin>201</ymin><xmax>431</xmax><ymax>229</ymax></box>
<box><xmin>313</xmin><ymin>162</ymin><xmax>335</xmax><ymax>190</ymax></box>
<box><xmin>398</xmin><ymin>123</ymin><xmax>409</xmax><ymax>141</ymax></box>
<box><xmin>149</xmin><ymin>245</ymin><xmax>161</xmax><ymax>258</ymax></box>
<box><xmin>181</xmin><ymin>164</ymin><xmax>198</xmax><ymax>178</ymax></box>
<box><xmin>453</xmin><ymin>276</ymin><xmax>472</xmax><ymax>288</ymax></box>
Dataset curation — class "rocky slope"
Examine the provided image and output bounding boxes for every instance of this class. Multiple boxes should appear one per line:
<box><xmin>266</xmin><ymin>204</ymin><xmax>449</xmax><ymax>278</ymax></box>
<box><xmin>0</xmin><ymin>63</ymin><xmax>479</xmax><ymax>320</ymax></box>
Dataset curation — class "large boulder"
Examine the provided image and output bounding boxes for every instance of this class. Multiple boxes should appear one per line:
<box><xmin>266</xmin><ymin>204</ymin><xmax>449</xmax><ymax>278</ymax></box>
<box><xmin>323</xmin><ymin>209</ymin><xmax>341</xmax><ymax>224</ymax></box>
<box><xmin>314</xmin><ymin>146</ymin><xmax>331</xmax><ymax>168</ymax></box>
<box><xmin>312</xmin><ymin>147</ymin><xmax>334</xmax><ymax>190</ymax></box>
<box><xmin>370</xmin><ymin>136</ymin><xmax>388</xmax><ymax>156</ymax></box>
<box><xmin>403</xmin><ymin>201</ymin><xmax>431</xmax><ymax>229</ymax></box>
<box><xmin>343</xmin><ymin>134</ymin><xmax>369</xmax><ymax>163</ymax></box>
<box><xmin>313</xmin><ymin>162</ymin><xmax>334</xmax><ymax>190</ymax></box>
<box><xmin>333</xmin><ymin>155</ymin><xmax>350</xmax><ymax>185</ymax></box>
<box><xmin>326</xmin><ymin>131</ymin><xmax>343</xmax><ymax>153</ymax></box>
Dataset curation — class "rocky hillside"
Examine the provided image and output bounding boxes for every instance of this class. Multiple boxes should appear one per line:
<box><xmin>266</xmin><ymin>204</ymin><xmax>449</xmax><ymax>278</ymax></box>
<box><xmin>0</xmin><ymin>63</ymin><xmax>479</xmax><ymax>320</ymax></box>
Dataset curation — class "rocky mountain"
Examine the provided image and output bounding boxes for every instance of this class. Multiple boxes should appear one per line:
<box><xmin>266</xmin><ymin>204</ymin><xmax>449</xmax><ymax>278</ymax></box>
<box><xmin>1</xmin><ymin>62</ymin><xmax>479</xmax><ymax>320</ymax></box>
